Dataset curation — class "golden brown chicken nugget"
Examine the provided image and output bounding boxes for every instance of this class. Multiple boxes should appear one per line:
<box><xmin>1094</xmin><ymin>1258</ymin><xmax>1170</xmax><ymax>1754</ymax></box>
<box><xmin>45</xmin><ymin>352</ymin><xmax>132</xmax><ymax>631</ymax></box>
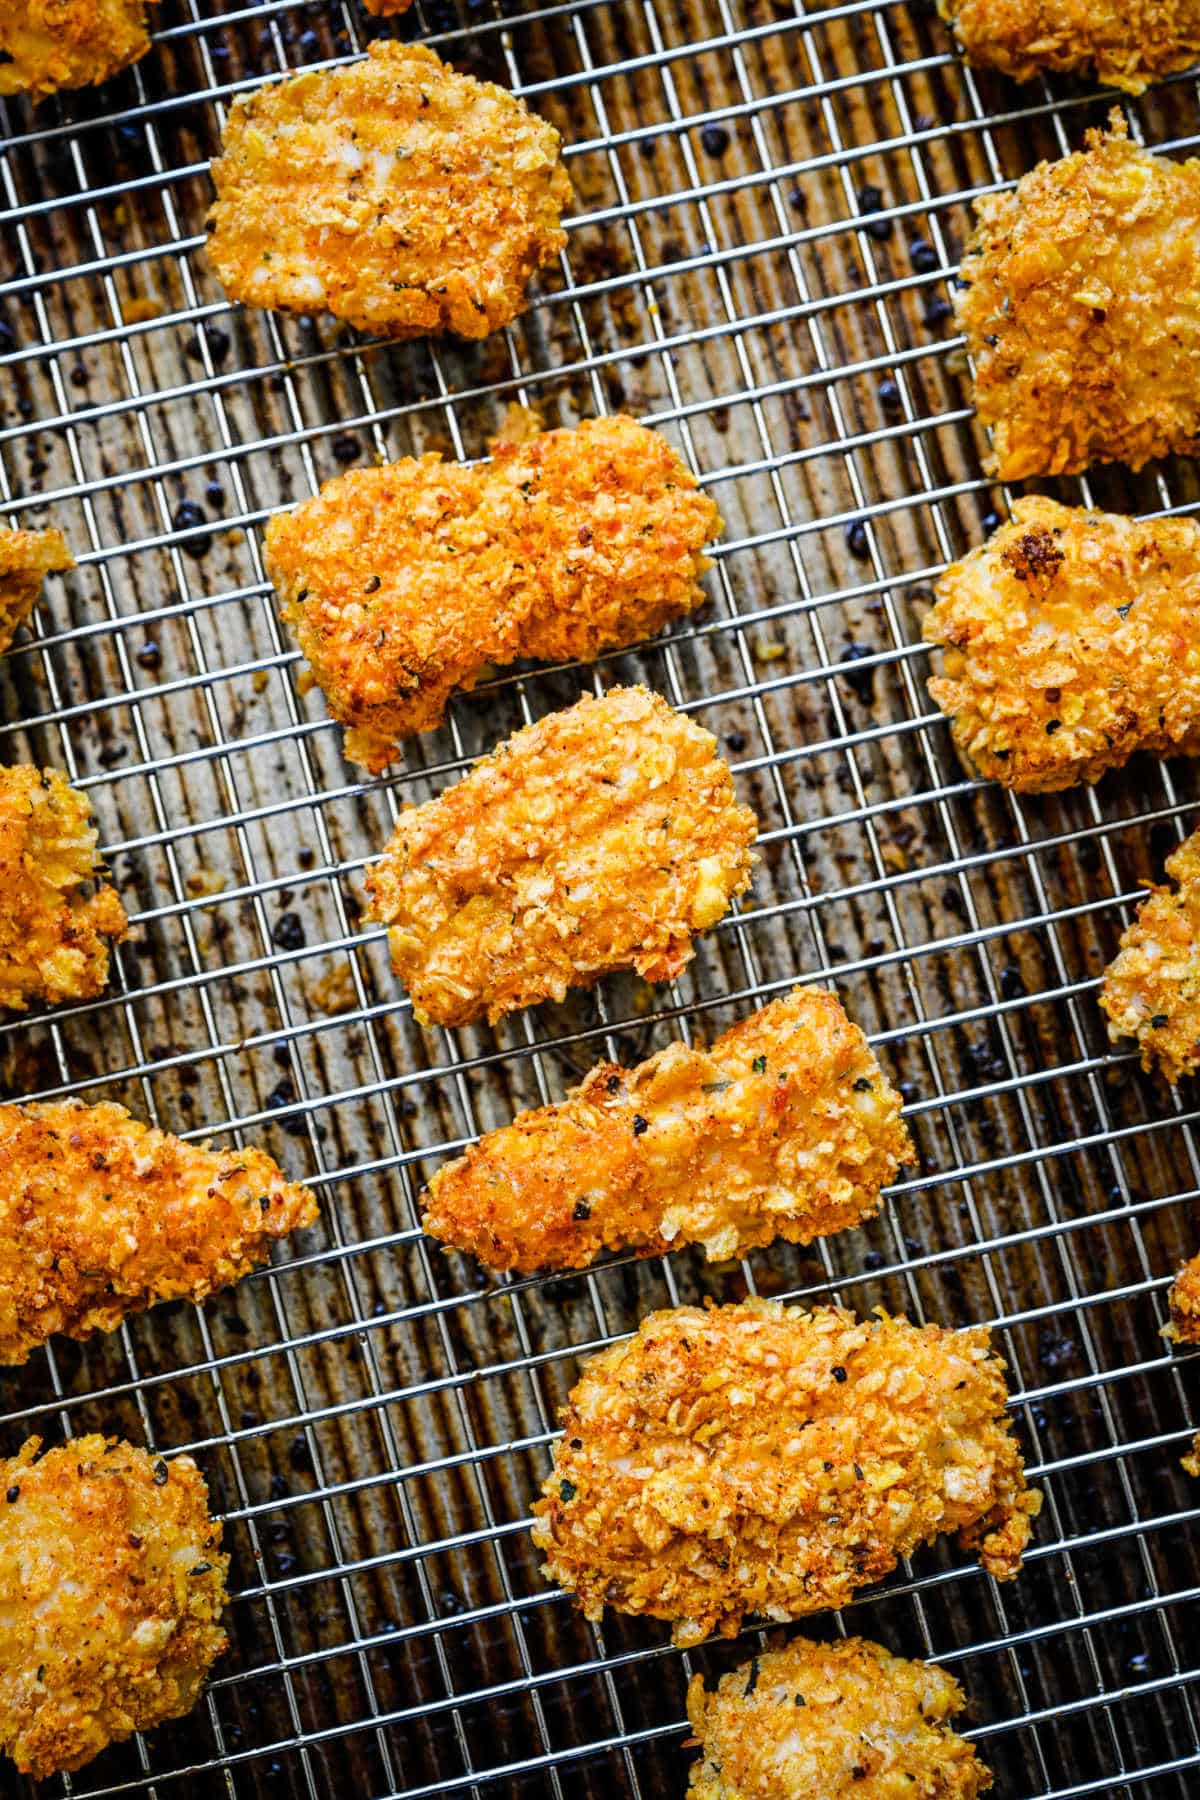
<box><xmin>956</xmin><ymin>117</ymin><xmax>1200</xmax><ymax>480</ymax></box>
<box><xmin>263</xmin><ymin>415</ymin><xmax>722</xmax><ymax>771</ymax></box>
<box><xmin>0</xmin><ymin>1435</ymin><xmax>228</xmax><ymax>1780</ymax></box>
<box><xmin>207</xmin><ymin>42</ymin><xmax>571</xmax><ymax>340</ymax></box>
<box><xmin>365</xmin><ymin>685</ymin><xmax>758</xmax><ymax>1028</ymax></box>
<box><xmin>0</xmin><ymin>1098</ymin><xmax>318</xmax><ymax>1365</ymax></box>
<box><xmin>532</xmin><ymin>1299</ymin><xmax>1039</xmax><ymax>1645</ymax></box>
<box><xmin>938</xmin><ymin>0</ymin><xmax>1200</xmax><ymax>91</ymax></box>
<box><xmin>422</xmin><ymin>986</ymin><xmax>911</xmax><ymax>1271</ymax></box>
<box><xmin>1099</xmin><ymin>829</ymin><xmax>1200</xmax><ymax>1082</ymax></box>
<box><xmin>0</xmin><ymin>765</ymin><xmax>127</xmax><ymax>1013</ymax></box>
<box><xmin>686</xmin><ymin>1635</ymin><xmax>992</xmax><ymax>1799</ymax></box>
<box><xmin>924</xmin><ymin>496</ymin><xmax>1200</xmax><ymax>792</ymax></box>
<box><xmin>0</xmin><ymin>0</ymin><xmax>155</xmax><ymax>102</ymax></box>
<box><xmin>0</xmin><ymin>520</ymin><xmax>74</xmax><ymax>655</ymax></box>
<box><xmin>1167</xmin><ymin>1250</ymin><xmax>1200</xmax><ymax>1344</ymax></box>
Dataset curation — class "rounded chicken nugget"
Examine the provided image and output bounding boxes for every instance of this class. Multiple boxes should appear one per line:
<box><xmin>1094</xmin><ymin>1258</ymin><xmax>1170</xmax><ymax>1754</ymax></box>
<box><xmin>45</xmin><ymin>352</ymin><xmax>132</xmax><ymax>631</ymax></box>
<box><xmin>1099</xmin><ymin>829</ymin><xmax>1200</xmax><ymax>1083</ymax></box>
<box><xmin>0</xmin><ymin>1098</ymin><xmax>318</xmax><ymax>1366</ymax></box>
<box><xmin>686</xmin><ymin>1634</ymin><xmax>992</xmax><ymax>1799</ymax></box>
<box><xmin>924</xmin><ymin>496</ymin><xmax>1200</xmax><ymax>792</ymax></box>
<box><xmin>532</xmin><ymin>1299</ymin><xmax>1039</xmax><ymax>1646</ymax></box>
<box><xmin>207</xmin><ymin>42</ymin><xmax>571</xmax><ymax>340</ymax></box>
<box><xmin>0</xmin><ymin>1435</ymin><xmax>228</xmax><ymax>1781</ymax></box>
<box><xmin>956</xmin><ymin>116</ymin><xmax>1200</xmax><ymax>480</ymax></box>
<box><xmin>938</xmin><ymin>0</ymin><xmax>1200</xmax><ymax>92</ymax></box>
<box><xmin>421</xmin><ymin>986</ymin><xmax>912</xmax><ymax>1271</ymax></box>
<box><xmin>0</xmin><ymin>519</ymin><xmax>74</xmax><ymax>655</ymax></box>
<box><xmin>0</xmin><ymin>0</ymin><xmax>155</xmax><ymax>103</ymax></box>
<box><xmin>365</xmin><ymin>685</ymin><xmax>758</xmax><ymax>1028</ymax></box>
<box><xmin>0</xmin><ymin>764</ymin><xmax>127</xmax><ymax>1014</ymax></box>
<box><xmin>263</xmin><ymin>415</ymin><xmax>722</xmax><ymax>771</ymax></box>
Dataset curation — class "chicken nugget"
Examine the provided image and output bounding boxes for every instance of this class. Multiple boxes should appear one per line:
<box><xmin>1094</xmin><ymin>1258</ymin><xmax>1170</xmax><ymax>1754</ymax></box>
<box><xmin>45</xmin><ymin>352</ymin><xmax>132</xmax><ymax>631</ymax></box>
<box><xmin>0</xmin><ymin>1435</ymin><xmax>228</xmax><ymax>1780</ymax></box>
<box><xmin>365</xmin><ymin>686</ymin><xmax>757</xmax><ymax>1027</ymax></box>
<box><xmin>0</xmin><ymin>520</ymin><xmax>74</xmax><ymax>655</ymax></box>
<box><xmin>0</xmin><ymin>1098</ymin><xmax>318</xmax><ymax>1365</ymax></box>
<box><xmin>956</xmin><ymin>117</ymin><xmax>1200</xmax><ymax>480</ymax></box>
<box><xmin>1166</xmin><ymin>1250</ymin><xmax>1200</xmax><ymax>1344</ymax></box>
<box><xmin>422</xmin><ymin>987</ymin><xmax>911</xmax><ymax>1272</ymax></box>
<box><xmin>207</xmin><ymin>43</ymin><xmax>571</xmax><ymax>340</ymax></box>
<box><xmin>532</xmin><ymin>1299</ymin><xmax>1039</xmax><ymax>1645</ymax></box>
<box><xmin>263</xmin><ymin>415</ymin><xmax>722</xmax><ymax>771</ymax></box>
<box><xmin>0</xmin><ymin>0</ymin><xmax>155</xmax><ymax>102</ymax></box>
<box><xmin>938</xmin><ymin>0</ymin><xmax>1200</xmax><ymax>91</ymax></box>
<box><xmin>924</xmin><ymin>496</ymin><xmax>1200</xmax><ymax>791</ymax></box>
<box><xmin>1099</xmin><ymin>829</ymin><xmax>1200</xmax><ymax>1082</ymax></box>
<box><xmin>0</xmin><ymin>765</ymin><xmax>127</xmax><ymax>1013</ymax></box>
<box><xmin>686</xmin><ymin>1634</ymin><xmax>992</xmax><ymax>1800</ymax></box>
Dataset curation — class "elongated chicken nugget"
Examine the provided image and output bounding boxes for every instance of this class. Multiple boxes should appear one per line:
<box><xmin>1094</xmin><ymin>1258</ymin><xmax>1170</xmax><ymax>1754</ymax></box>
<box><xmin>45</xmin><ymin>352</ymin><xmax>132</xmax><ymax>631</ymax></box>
<box><xmin>924</xmin><ymin>497</ymin><xmax>1200</xmax><ymax>792</ymax></box>
<box><xmin>0</xmin><ymin>0</ymin><xmax>155</xmax><ymax>102</ymax></box>
<box><xmin>956</xmin><ymin>118</ymin><xmax>1200</xmax><ymax>480</ymax></box>
<box><xmin>1165</xmin><ymin>1252</ymin><xmax>1200</xmax><ymax>1475</ymax></box>
<box><xmin>0</xmin><ymin>764</ymin><xmax>127</xmax><ymax>1013</ymax></box>
<box><xmin>1099</xmin><ymin>830</ymin><xmax>1200</xmax><ymax>1081</ymax></box>
<box><xmin>422</xmin><ymin>987</ymin><xmax>911</xmax><ymax>1272</ymax></box>
<box><xmin>0</xmin><ymin>520</ymin><xmax>74</xmax><ymax>655</ymax></box>
<box><xmin>0</xmin><ymin>1098</ymin><xmax>318</xmax><ymax>1366</ymax></box>
<box><xmin>532</xmin><ymin>1299</ymin><xmax>1039</xmax><ymax>1645</ymax></box>
<box><xmin>0</xmin><ymin>1436</ymin><xmax>228</xmax><ymax>1780</ymax></box>
<box><xmin>263</xmin><ymin>415</ymin><xmax>721</xmax><ymax>771</ymax></box>
<box><xmin>207</xmin><ymin>43</ymin><xmax>571</xmax><ymax>340</ymax></box>
<box><xmin>938</xmin><ymin>0</ymin><xmax>1200</xmax><ymax>91</ymax></box>
<box><xmin>686</xmin><ymin>1635</ymin><xmax>992</xmax><ymax>1799</ymax></box>
<box><xmin>365</xmin><ymin>685</ymin><xmax>758</xmax><ymax>1028</ymax></box>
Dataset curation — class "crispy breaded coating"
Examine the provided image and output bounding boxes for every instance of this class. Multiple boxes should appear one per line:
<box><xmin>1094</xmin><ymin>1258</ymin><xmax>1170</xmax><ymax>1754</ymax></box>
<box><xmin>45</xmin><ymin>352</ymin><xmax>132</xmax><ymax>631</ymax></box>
<box><xmin>956</xmin><ymin>117</ymin><xmax>1200</xmax><ymax>480</ymax></box>
<box><xmin>0</xmin><ymin>764</ymin><xmax>127</xmax><ymax>1013</ymax></box>
<box><xmin>1167</xmin><ymin>1250</ymin><xmax>1200</xmax><ymax>1344</ymax></box>
<box><xmin>362</xmin><ymin>0</ymin><xmax>413</xmax><ymax>11</ymax></box>
<box><xmin>686</xmin><ymin>1635</ymin><xmax>992</xmax><ymax>1800</ymax></box>
<box><xmin>0</xmin><ymin>1098</ymin><xmax>318</xmax><ymax>1366</ymax></box>
<box><xmin>1099</xmin><ymin>830</ymin><xmax>1200</xmax><ymax>1082</ymax></box>
<box><xmin>0</xmin><ymin>1435</ymin><xmax>228</xmax><ymax>1780</ymax></box>
<box><xmin>924</xmin><ymin>497</ymin><xmax>1200</xmax><ymax>792</ymax></box>
<box><xmin>207</xmin><ymin>43</ymin><xmax>571</xmax><ymax>340</ymax></box>
<box><xmin>0</xmin><ymin>0</ymin><xmax>154</xmax><ymax>102</ymax></box>
<box><xmin>422</xmin><ymin>987</ymin><xmax>911</xmax><ymax>1272</ymax></box>
<box><xmin>0</xmin><ymin>520</ymin><xmax>74</xmax><ymax>655</ymax></box>
<box><xmin>532</xmin><ymin>1299</ymin><xmax>1040</xmax><ymax>1646</ymax></box>
<box><xmin>938</xmin><ymin>0</ymin><xmax>1200</xmax><ymax>91</ymax></box>
<box><xmin>263</xmin><ymin>415</ymin><xmax>722</xmax><ymax>772</ymax></box>
<box><xmin>365</xmin><ymin>685</ymin><xmax>758</xmax><ymax>1028</ymax></box>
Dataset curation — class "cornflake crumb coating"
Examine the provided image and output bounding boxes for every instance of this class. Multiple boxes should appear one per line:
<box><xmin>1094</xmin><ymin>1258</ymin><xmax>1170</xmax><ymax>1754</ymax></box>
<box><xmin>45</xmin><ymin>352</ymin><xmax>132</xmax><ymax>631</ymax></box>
<box><xmin>0</xmin><ymin>521</ymin><xmax>74</xmax><ymax>654</ymax></box>
<box><xmin>686</xmin><ymin>1634</ymin><xmax>993</xmax><ymax>1800</ymax></box>
<box><xmin>0</xmin><ymin>765</ymin><xmax>127</xmax><ymax>1013</ymax></box>
<box><xmin>1168</xmin><ymin>1254</ymin><xmax>1200</xmax><ymax>1476</ymax></box>
<box><xmin>207</xmin><ymin>42</ymin><xmax>571</xmax><ymax>339</ymax></box>
<box><xmin>955</xmin><ymin>117</ymin><xmax>1200</xmax><ymax>480</ymax></box>
<box><xmin>263</xmin><ymin>415</ymin><xmax>722</xmax><ymax>771</ymax></box>
<box><xmin>924</xmin><ymin>496</ymin><xmax>1200</xmax><ymax>791</ymax></box>
<box><xmin>422</xmin><ymin>986</ymin><xmax>912</xmax><ymax>1272</ymax></box>
<box><xmin>0</xmin><ymin>1099</ymin><xmax>318</xmax><ymax>1366</ymax></box>
<box><xmin>365</xmin><ymin>686</ymin><xmax>758</xmax><ymax>1028</ymax></box>
<box><xmin>532</xmin><ymin>1299</ymin><xmax>1040</xmax><ymax>1646</ymax></box>
<box><xmin>1099</xmin><ymin>830</ymin><xmax>1200</xmax><ymax>1082</ymax></box>
<box><xmin>0</xmin><ymin>1436</ymin><xmax>228</xmax><ymax>1780</ymax></box>
<box><xmin>938</xmin><ymin>0</ymin><xmax>1200</xmax><ymax>92</ymax></box>
<box><xmin>0</xmin><ymin>0</ymin><xmax>154</xmax><ymax>102</ymax></box>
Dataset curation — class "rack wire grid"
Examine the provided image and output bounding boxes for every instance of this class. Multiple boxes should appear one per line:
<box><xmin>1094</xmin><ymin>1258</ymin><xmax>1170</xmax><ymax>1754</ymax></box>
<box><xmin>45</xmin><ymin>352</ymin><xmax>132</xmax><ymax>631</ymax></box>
<box><xmin>2</xmin><ymin>0</ymin><xmax>1200</xmax><ymax>1795</ymax></box>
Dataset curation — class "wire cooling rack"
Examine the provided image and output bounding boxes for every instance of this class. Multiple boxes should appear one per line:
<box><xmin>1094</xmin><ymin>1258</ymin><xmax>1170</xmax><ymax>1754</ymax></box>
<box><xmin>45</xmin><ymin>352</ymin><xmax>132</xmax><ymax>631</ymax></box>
<box><xmin>3</xmin><ymin>2</ymin><xmax>1200</xmax><ymax>1795</ymax></box>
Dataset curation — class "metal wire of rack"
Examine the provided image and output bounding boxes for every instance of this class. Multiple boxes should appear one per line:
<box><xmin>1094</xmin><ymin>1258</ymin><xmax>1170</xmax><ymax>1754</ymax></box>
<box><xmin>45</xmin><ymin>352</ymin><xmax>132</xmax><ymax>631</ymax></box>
<box><xmin>2</xmin><ymin>0</ymin><xmax>1200</xmax><ymax>1794</ymax></box>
